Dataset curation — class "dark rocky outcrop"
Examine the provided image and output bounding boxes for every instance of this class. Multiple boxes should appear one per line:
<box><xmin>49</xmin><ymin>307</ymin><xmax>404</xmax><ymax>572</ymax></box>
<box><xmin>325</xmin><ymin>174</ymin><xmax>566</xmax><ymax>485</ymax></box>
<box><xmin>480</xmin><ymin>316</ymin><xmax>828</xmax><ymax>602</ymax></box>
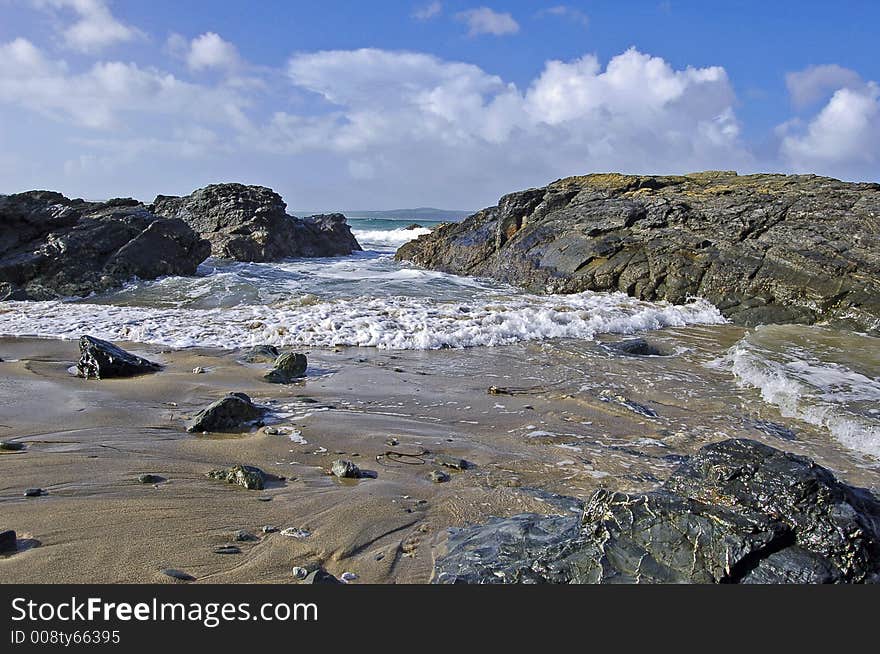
<box><xmin>433</xmin><ymin>439</ymin><xmax>880</xmax><ymax>584</ymax></box>
<box><xmin>77</xmin><ymin>335</ymin><xmax>161</xmax><ymax>379</ymax></box>
<box><xmin>0</xmin><ymin>191</ymin><xmax>210</xmax><ymax>300</ymax></box>
<box><xmin>398</xmin><ymin>172</ymin><xmax>880</xmax><ymax>333</ymax></box>
<box><xmin>151</xmin><ymin>184</ymin><xmax>361</xmax><ymax>262</ymax></box>
<box><xmin>186</xmin><ymin>392</ymin><xmax>265</xmax><ymax>433</ymax></box>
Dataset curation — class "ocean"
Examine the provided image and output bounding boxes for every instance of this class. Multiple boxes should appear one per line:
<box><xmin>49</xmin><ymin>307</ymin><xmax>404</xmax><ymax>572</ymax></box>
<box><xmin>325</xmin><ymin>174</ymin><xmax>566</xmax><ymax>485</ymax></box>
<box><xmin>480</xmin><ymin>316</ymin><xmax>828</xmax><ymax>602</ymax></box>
<box><xmin>1</xmin><ymin>217</ymin><xmax>878</xmax><ymax>463</ymax></box>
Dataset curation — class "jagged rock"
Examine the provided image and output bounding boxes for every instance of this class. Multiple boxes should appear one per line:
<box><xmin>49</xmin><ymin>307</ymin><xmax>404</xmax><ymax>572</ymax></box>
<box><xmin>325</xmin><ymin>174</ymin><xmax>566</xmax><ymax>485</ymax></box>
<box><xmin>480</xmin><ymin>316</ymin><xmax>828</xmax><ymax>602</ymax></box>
<box><xmin>433</xmin><ymin>439</ymin><xmax>880</xmax><ymax>584</ymax></box>
<box><xmin>77</xmin><ymin>335</ymin><xmax>161</xmax><ymax>379</ymax></box>
<box><xmin>186</xmin><ymin>392</ymin><xmax>264</xmax><ymax>433</ymax></box>
<box><xmin>207</xmin><ymin>464</ymin><xmax>268</xmax><ymax>490</ymax></box>
<box><xmin>398</xmin><ymin>172</ymin><xmax>880</xmax><ymax>333</ymax></box>
<box><xmin>263</xmin><ymin>352</ymin><xmax>307</xmax><ymax>383</ymax></box>
<box><xmin>152</xmin><ymin>184</ymin><xmax>361</xmax><ymax>262</ymax></box>
<box><xmin>0</xmin><ymin>529</ymin><xmax>16</xmax><ymax>553</ymax></box>
<box><xmin>0</xmin><ymin>191</ymin><xmax>210</xmax><ymax>300</ymax></box>
<box><xmin>331</xmin><ymin>459</ymin><xmax>361</xmax><ymax>479</ymax></box>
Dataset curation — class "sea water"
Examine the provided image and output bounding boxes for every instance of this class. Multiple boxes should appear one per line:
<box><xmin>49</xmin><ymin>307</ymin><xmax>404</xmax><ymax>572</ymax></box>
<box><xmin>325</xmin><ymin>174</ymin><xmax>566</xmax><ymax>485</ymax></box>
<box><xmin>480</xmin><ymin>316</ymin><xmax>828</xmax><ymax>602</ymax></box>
<box><xmin>0</xmin><ymin>217</ymin><xmax>877</xmax><ymax>461</ymax></box>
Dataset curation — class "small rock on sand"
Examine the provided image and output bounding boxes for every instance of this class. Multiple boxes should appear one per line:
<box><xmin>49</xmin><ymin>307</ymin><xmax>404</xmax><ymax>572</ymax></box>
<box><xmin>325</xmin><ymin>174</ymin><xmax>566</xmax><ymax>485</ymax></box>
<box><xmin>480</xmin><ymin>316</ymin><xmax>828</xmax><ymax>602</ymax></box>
<box><xmin>24</xmin><ymin>488</ymin><xmax>44</xmax><ymax>497</ymax></box>
<box><xmin>161</xmin><ymin>568</ymin><xmax>195</xmax><ymax>582</ymax></box>
<box><xmin>433</xmin><ymin>454</ymin><xmax>469</xmax><ymax>470</ymax></box>
<box><xmin>292</xmin><ymin>566</ymin><xmax>308</xmax><ymax>579</ymax></box>
<box><xmin>138</xmin><ymin>474</ymin><xmax>164</xmax><ymax>484</ymax></box>
<box><xmin>331</xmin><ymin>459</ymin><xmax>361</xmax><ymax>479</ymax></box>
<box><xmin>233</xmin><ymin>530</ymin><xmax>258</xmax><ymax>542</ymax></box>
<box><xmin>77</xmin><ymin>335</ymin><xmax>161</xmax><ymax>379</ymax></box>
<box><xmin>187</xmin><ymin>393</ymin><xmax>265</xmax><ymax>433</ymax></box>
<box><xmin>207</xmin><ymin>465</ymin><xmax>267</xmax><ymax>490</ymax></box>
<box><xmin>0</xmin><ymin>441</ymin><xmax>25</xmax><ymax>452</ymax></box>
<box><xmin>280</xmin><ymin>527</ymin><xmax>311</xmax><ymax>539</ymax></box>
<box><xmin>304</xmin><ymin>568</ymin><xmax>343</xmax><ymax>584</ymax></box>
<box><xmin>263</xmin><ymin>352</ymin><xmax>308</xmax><ymax>384</ymax></box>
<box><xmin>213</xmin><ymin>545</ymin><xmax>241</xmax><ymax>555</ymax></box>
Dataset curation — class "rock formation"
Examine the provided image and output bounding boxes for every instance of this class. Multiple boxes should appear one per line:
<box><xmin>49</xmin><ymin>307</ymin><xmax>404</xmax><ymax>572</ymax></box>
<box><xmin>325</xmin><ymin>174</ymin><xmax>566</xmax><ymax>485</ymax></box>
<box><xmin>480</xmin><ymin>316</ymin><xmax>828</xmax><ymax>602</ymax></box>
<box><xmin>398</xmin><ymin>172</ymin><xmax>880</xmax><ymax>333</ymax></box>
<box><xmin>151</xmin><ymin>184</ymin><xmax>361</xmax><ymax>262</ymax></box>
<box><xmin>0</xmin><ymin>192</ymin><xmax>210</xmax><ymax>300</ymax></box>
<box><xmin>433</xmin><ymin>439</ymin><xmax>880</xmax><ymax>584</ymax></box>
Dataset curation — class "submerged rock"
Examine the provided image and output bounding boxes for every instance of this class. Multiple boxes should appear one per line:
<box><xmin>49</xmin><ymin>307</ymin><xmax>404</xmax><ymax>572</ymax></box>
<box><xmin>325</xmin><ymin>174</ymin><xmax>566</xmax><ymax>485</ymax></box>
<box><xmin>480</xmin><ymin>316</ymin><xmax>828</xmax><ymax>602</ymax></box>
<box><xmin>0</xmin><ymin>191</ymin><xmax>210</xmax><ymax>300</ymax></box>
<box><xmin>186</xmin><ymin>392</ymin><xmax>264</xmax><ymax>433</ymax></box>
<box><xmin>263</xmin><ymin>352</ymin><xmax>307</xmax><ymax>384</ymax></box>
<box><xmin>608</xmin><ymin>338</ymin><xmax>667</xmax><ymax>357</ymax></box>
<box><xmin>0</xmin><ymin>529</ymin><xmax>16</xmax><ymax>553</ymax></box>
<box><xmin>434</xmin><ymin>439</ymin><xmax>880</xmax><ymax>584</ymax></box>
<box><xmin>77</xmin><ymin>335</ymin><xmax>161</xmax><ymax>379</ymax></box>
<box><xmin>398</xmin><ymin>172</ymin><xmax>880</xmax><ymax>334</ymax></box>
<box><xmin>151</xmin><ymin>184</ymin><xmax>361</xmax><ymax>262</ymax></box>
<box><xmin>207</xmin><ymin>465</ymin><xmax>268</xmax><ymax>490</ymax></box>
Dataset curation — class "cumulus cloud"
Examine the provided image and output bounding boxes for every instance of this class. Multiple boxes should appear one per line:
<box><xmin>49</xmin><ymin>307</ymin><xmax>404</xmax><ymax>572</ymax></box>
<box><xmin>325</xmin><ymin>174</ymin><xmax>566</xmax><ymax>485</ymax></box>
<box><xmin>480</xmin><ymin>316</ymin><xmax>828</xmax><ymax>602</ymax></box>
<box><xmin>0</xmin><ymin>38</ymin><xmax>250</xmax><ymax>130</ymax></box>
<box><xmin>781</xmin><ymin>83</ymin><xmax>880</xmax><ymax>173</ymax></box>
<box><xmin>786</xmin><ymin>64</ymin><xmax>863</xmax><ymax>109</ymax></box>
<box><xmin>30</xmin><ymin>0</ymin><xmax>143</xmax><ymax>52</ymax></box>
<box><xmin>455</xmin><ymin>7</ymin><xmax>520</xmax><ymax>36</ymax></box>
<box><xmin>185</xmin><ymin>32</ymin><xmax>241</xmax><ymax>72</ymax></box>
<box><xmin>412</xmin><ymin>1</ymin><xmax>442</xmax><ymax>21</ymax></box>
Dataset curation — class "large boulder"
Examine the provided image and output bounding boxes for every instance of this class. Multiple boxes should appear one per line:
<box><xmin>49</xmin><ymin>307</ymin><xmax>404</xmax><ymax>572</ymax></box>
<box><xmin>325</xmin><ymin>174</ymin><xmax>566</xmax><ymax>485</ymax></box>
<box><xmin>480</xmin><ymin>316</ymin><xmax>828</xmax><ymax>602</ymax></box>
<box><xmin>151</xmin><ymin>184</ymin><xmax>361</xmax><ymax>262</ymax></box>
<box><xmin>0</xmin><ymin>192</ymin><xmax>211</xmax><ymax>300</ymax></box>
<box><xmin>398</xmin><ymin>172</ymin><xmax>880</xmax><ymax>333</ymax></box>
<box><xmin>433</xmin><ymin>439</ymin><xmax>880</xmax><ymax>584</ymax></box>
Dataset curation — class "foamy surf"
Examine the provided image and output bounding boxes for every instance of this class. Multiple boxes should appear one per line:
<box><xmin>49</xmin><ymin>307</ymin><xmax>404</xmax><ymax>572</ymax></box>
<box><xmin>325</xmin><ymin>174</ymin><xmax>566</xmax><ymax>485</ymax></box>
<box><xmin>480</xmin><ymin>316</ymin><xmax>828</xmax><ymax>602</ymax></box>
<box><xmin>352</xmin><ymin>227</ymin><xmax>432</xmax><ymax>248</ymax></box>
<box><xmin>717</xmin><ymin>325</ymin><xmax>880</xmax><ymax>459</ymax></box>
<box><xmin>0</xmin><ymin>292</ymin><xmax>725</xmax><ymax>351</ymax></box>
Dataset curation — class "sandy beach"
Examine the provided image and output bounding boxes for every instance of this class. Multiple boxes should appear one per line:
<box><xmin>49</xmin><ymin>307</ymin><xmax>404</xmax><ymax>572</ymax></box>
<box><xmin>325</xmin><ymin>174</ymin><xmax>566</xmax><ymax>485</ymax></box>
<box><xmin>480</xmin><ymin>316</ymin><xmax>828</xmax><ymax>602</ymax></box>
<box><xmin>2</xmin><ymin>329</ymin><xmax>877</xmax><ymax>584</ymax></box>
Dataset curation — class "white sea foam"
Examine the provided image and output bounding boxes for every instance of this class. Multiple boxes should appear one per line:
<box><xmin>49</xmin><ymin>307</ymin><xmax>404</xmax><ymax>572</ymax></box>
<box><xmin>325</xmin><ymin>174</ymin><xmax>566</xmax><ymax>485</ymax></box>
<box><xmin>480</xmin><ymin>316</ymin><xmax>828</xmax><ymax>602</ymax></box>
<box><xmin>720</xmin><ymin>326</ymin><xmax>880</xmax><ymax>459</ymax></box>
<box><xmin>0</xmin><ymin>291</ymin><xmax>725</xmax><ymax>351</ymax></box>
<box><xmin>352</xmin><ymin>227</ymin><xmax>432</xmax><ymax>248</ymax></box>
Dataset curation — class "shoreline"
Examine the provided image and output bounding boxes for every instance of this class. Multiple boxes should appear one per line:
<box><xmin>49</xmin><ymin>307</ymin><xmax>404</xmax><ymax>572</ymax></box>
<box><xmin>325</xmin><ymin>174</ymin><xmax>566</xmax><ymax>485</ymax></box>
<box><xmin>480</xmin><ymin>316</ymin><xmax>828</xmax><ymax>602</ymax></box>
<box><xmin>2</xmin><ymin>331</ymin><xmax>877</xmax><ymax>583</ymax></box>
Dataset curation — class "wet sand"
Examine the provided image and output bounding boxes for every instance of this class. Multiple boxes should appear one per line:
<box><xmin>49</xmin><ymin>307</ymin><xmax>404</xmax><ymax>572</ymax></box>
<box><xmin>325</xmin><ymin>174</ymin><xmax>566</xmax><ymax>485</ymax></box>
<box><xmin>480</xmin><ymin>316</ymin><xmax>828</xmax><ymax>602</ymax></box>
<box><xmin>1</xmin><ymin>331</ymin><xmax>878</xmax><ymax>583</ymax></box>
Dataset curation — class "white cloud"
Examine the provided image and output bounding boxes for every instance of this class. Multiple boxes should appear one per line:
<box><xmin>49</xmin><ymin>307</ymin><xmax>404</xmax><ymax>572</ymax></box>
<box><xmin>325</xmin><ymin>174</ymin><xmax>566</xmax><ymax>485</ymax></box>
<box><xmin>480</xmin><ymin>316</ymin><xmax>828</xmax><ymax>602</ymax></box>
<box><xmin>30</xmin><ymin>0</ymin><xmax>143</xmax><ymax>52</ymax></box>
<box><xmin>412</xmin><ymin>1</ymin><xmax>442</xmax><ymax>21</ymax></box>
<box><xmin>781</xmin><ymin>83</ymin><xmax>880</xmax><ymax>172</ymax></box>
<box><xmin>185</xmin><ymin>32</ymin><xmax>241</xmax><ymax>72</ymax></box>
<box><xmin>0</xmin><ymin>38</ymin><xmax>250</xmax><ymax>130</ymax></box>
<box><xmin>786</xmin><ymin>64</ymin><xmax>863</xmax><ymax>109</ymax></box>
<box><xmin>537</xmin><ymin>5</ymin><xmax>589</xmax><ymax>28</ymax></box>
<box><xmin>455</xmin><ymin>7</ymin><xmax>520</xmax><ymax>36</ymax></box>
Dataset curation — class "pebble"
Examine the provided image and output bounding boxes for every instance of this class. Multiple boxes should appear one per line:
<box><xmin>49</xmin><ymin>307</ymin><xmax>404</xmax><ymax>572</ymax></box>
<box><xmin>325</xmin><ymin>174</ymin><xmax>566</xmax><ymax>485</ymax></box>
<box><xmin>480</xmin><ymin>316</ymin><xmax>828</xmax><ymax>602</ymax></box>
<box><xmin>257</xmin><ymin>496</ymin><xmax>272</xmax><ymax>502</ymax></box>
<box><xmin>161</xmin><ymin>568</ymin><xmax>195</xmax><ymax>582</ymax></box>
<box><xmin>262</xmin><ymin>525</ymin><xmax>279</xmax><ymax>533</ymax></box>
<box><xmin>429</xmin><ymin>470</ymin><xmax>450</xmax><ymax>483</ymax></box>
<box><xmin>0</xmin><ymin>441</ymin><xmax>25</xmax><ymax>452</ymax></box>
<box><xmin>292</xmin><ymin>566</ymin><xmax>308</xmax><ymax>579</ymax></box>
<box><xmin>281</xmin><ymin>527</ymin><xmax>311</xmax><ymax>539</ymax></box>
<box><xmin>340</xmin><ymin>572</ymin><xmax>358</xmax><ymax>582</ymax></box>
<box><xmin>213</xmin><ymin>545</ymin><xmax>241</xmax><ymax>555</ymax></box>
<box><xmin>385</xmin><ymin>437</ymin><xmax>399</xmax><ymax>447</ymax></box>
<box><xmin>138</xmin><ymin>474</ymin><xmax>164</xmax><ymax>484</ymax></box>
<box><xmin>24</xmin><ymin>488</ymin><xmax>44</xmax><ymax>497</ymax></box>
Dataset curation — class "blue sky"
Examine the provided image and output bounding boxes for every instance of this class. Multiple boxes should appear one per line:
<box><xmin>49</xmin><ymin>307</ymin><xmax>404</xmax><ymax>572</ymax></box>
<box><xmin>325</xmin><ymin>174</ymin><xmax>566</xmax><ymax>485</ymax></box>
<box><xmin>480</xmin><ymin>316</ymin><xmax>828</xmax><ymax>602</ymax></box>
<box><xmin>1</xmin><ymin>1</ymin><xmax>878</xmax><ymax>209</ymax></box>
